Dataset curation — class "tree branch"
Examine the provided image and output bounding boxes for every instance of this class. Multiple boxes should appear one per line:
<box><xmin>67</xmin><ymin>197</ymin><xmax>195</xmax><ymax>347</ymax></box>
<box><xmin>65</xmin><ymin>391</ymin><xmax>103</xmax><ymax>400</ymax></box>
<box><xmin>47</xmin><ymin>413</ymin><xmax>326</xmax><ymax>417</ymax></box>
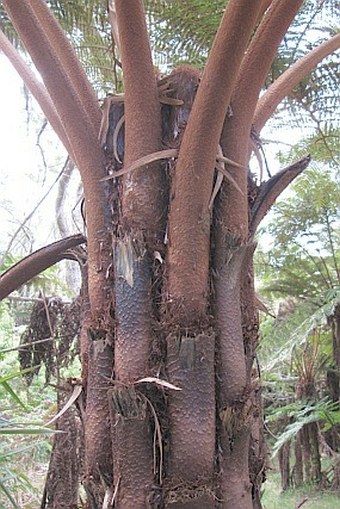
<box><xmin>2</xmin><ymin>1</ymin><xmax>102</xmax><ymax>169</ymax></box>
<box><xmin>114</xmin><ymin>0</ymin><xmax>163</xmax><ymax>244</ymax></box>
<box><xmin>2</xmin><ymin>0</ymin><xmax>112</xmax><ymax>314</ymax></box>
<box><xmin>29</xmin><ymin>0</ymin><xmax>101</xmax><ymax>137</ymax></box>
<box><xmin>249</xmin><ymin>155</ymin><xmax>311</xmax><ymax>237</ymax></box>
<box><xmin>230</xmin><ymin>0</ymin><xmax>304</xmax><ymax>129</ymax></box>
<box><xmin>220</xmin><ymin>0</ymin><xmax>304</xmax><ymax>239</ymax></box>
<box><xmin>108</xmin><ymin>5</ymin><xmax>164</xmax><ymax>502</ymax></box>
<box><xmin>167</xmin><ymin>0</ymin><xmax>263</xmax><ymax>322</ymax></box>
<box><xmin>254</xmin><ymin>33</ymin><xmax>340</xmax><ymax>132</ymax></box>
<box><xmin>0</xmin><ymin>235</ymin><xmax>86</xmax><ymax>301</ymax></box>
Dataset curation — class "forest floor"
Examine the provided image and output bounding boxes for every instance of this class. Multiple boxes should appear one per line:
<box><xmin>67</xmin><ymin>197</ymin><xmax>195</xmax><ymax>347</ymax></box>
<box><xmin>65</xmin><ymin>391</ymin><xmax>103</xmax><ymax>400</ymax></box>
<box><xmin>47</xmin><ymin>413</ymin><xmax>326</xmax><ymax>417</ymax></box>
<box><xmin>2</xmin><ymin>455</ymin><xmax>340</xmax><ymax>508</ymax></box>
<box><xmin>262</xmin><ymin>469</ymin><xmax>340</xmax><ymax>509</ymax></box>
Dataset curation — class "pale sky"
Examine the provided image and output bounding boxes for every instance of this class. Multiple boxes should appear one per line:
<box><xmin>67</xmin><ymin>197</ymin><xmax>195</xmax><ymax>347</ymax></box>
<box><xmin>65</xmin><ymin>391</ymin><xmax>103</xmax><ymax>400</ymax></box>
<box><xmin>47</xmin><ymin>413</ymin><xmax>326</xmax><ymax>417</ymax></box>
<box><xmin>0</xmin><ymin>55</ymin><xmax>80</xmax><ymax>255</ymax></box>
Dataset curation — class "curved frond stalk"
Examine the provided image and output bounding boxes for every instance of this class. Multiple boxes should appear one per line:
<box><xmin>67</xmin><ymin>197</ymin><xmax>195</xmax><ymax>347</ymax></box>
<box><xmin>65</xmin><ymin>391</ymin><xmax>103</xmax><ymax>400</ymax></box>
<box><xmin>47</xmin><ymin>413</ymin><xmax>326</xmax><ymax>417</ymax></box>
<box><xmin>2</xmin><ymin>1</ymin><xmax>99</xmax><ymax>155</ymax></box>
<box><xmin>167</xmin><ymin>0</ymin><xmax>263</xmax><ymax>323</ymax></box>
<box><xmin>0</xmin><ymin>30</ymin><xmax>72</xmax><ymax>156</ymax></box>
<box><xmin>109</xmin><ymin>3</ymin><xmax>163</xmax><ymax>504</ymax></box>
<box><xmin>233</xmin><ymin>0</ymin><xmax>305</xmax><ymax>123</ymax></box>
<box><xmin>220</xmin><ymin>0</ymin><xmax>304</xmax><ymax>239</ymax></box>
<box><xmin>250</xmin><ymin>155</ymin><xmax>311</xmax><ymax>237</ymax></box>
<box><xmin>115</xmin><ymin>0</ymin><xmax>163</xmax><ymax>244</ymax></box>
<box><xmin>254</xmin><ymin>33</ymin><xmax>340</xmax><ymax>132</ymax></box>
<box><xmin>3</xmin><ymin>0</ymin><xmax>111</xmax><ymax>314</ymax></box>
<box><xmin>0</xmin><ymin>235</ymin><xmax>86</xmax><ymax>301</ymax></box>
<box><xmin>29</xmin><ymin>0</ymin><xmax>101</xmax><ymax>136</ymax></box>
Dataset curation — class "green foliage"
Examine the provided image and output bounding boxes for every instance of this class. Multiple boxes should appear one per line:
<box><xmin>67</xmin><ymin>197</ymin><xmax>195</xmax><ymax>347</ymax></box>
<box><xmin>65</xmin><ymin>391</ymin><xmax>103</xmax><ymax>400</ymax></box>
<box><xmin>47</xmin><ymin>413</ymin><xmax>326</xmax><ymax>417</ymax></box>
<box><xmin>257</xmin><ymin>167</ymin><xmax>340</xmax><ymax>304</ymax></box>
<box><xmin>0</xmin><ymin>360</ymin><xmax>56</xmax><ymax>508</ymax></box>
<box><xmin>146</xmin><ymin>0</ymin><xmax>226</xmax><ymax>67</ymax></box>
<box><xmin>0</xmin><ymin>367</ymin><xmax>42</xmax><ymax>409</ymax></box>
<box><xmin>267</xmin><ymin>0</ymin><xmax>340</xmax><ymax>131</ymax></box>
<box><xmin>0</xmin><ymin>253</ymin><xmax>19</xmax><ymax>275</ymax></box>
<box><xmin>257</xmin><ymin>160</ymin><xmax>340</xmax><ymax>470</ymax></box>
<box><xmin>260</xmin><ymin>290</ymin><xmax>339</xmax><ymax>374</ymax></box>
<box><xmin>0</xmin><ymin>291</ymin><xmax>80</xmax><ymax>506</ymax></box>
<box><xmin>267</xmin><ymin>398</ymin><xmax>340</xmax><ymax>457</ymax></box>
<box><xmin>28</xmin><ymin>266</ymin><xmax>72</xmax><ymax>297</ymax></box>
<box><xmin>0</xmin><ymin>376</ymin><xmax>55</xmax><ymax>508</ymax></box>
<box><xmin>0</xmin><ymin>439</ymin><xmax>51</xmax><ymax>508</ymax></box>
<box><xmin>0</xmin><ymin>367</ymin><xmax>60</xmax><ymax>434</ymax></box>
<box><xmin>0</xmin><ymin>381</ymin><xmax>26</xmax><ymax>410</ymax></box>
<box><xmin>276</xmin><ymin>127</ymin><xmax>340</xmax><ymax>172</ymax></box>
<box><xmin>0</xmin><ymin>300</ymin><xmax>16</xmax><ymax>356</ymax></box>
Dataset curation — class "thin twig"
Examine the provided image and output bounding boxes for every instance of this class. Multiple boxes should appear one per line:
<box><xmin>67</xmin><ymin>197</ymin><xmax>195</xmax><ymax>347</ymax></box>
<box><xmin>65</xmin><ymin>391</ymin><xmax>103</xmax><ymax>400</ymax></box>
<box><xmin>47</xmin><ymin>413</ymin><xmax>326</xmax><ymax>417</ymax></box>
<box><xmin>0</xmin><ymin>336</ymin><xmax>54</xmax><ymax>354</ymax></box>
<box><xmin>41</xmin><ymin>291</ymin><xmax>54</xmax><ymax>337</ymax></box>
<box><xmin>291</xmin><ymin>92</ymin><xmax>337</xmax><ymax>164</ymax></box>
<box><xmin>296</xmin><ymin>496</ymin><xmax>309</xmax><ymax>509</ymax></box>
<box><xmin>0</xmin><ymin>163</ymin><xmax>67</xmax><ymax>267</ymax></box>
<box><xmin>36</xmin><ymin>119</ymin><xmax>48</xmax><ymax>181</ymax></box>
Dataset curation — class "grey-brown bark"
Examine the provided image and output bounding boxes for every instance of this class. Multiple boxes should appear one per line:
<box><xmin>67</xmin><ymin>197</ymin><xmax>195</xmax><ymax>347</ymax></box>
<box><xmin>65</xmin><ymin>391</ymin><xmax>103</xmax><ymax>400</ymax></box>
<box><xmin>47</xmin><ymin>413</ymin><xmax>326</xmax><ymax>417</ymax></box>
<box><xmin>279</xmin><ymin>441</ymin><xmax>291</xmax><ymax>491</ymax></box>
<box><xmin>111</xmin><ymin>236</ymin><xmax>155</xmax><ymax>507</ymax></box>
<box><xmin>109</xmin><ymin>3</ymin><xmax>164</xmax><ymax>506</ymax></box>
<box><xmin>165</xmin><ymin>332</ymin><xmax>216</xmax><ymax>508</ymax></box>
<box><xmin>294</xmin><ymin>433</ymin><xmax>304</xmax><ymax>486</ymax></box>
<box><xmin>41</xmin><ymin>385</ymin><xmax>80</xmax><ymax>509</ymax></box>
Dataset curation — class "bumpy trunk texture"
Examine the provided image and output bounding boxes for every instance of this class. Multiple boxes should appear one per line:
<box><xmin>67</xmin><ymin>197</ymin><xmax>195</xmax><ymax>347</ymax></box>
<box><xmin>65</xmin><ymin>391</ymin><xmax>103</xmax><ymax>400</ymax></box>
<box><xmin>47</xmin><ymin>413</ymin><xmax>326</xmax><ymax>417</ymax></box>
<box><xmin>165</xmin><ymin>331</ymin><xmax>216</xmax><ymax>507</ymax></box>
<box><xmin>41</xmin><ymin>386</ymin><xmax>80</xmax><ymax>509</ymax></box>
<box><xmin>112</xmin><ymin>235</ymin><xmax>155</xmax><ymax>507</ymax></box>
<box><xmin>5</xmin><ymin>1</ymin><xmax>338</xmax><ymax>508</ymax></box>
<box><xmin>79</xmin><ymin>60</ymin><xmax>269</xmax><ymax>507</ymax></box>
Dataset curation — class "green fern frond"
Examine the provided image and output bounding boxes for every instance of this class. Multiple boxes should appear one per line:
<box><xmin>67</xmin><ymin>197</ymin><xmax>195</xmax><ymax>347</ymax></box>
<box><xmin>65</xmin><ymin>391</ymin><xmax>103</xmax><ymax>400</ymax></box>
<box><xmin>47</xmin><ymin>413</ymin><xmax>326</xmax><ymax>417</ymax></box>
<box><xmin>270</xmin><ymin>398</ymin><xmax>340</xmax><ymax>457</ymax></box>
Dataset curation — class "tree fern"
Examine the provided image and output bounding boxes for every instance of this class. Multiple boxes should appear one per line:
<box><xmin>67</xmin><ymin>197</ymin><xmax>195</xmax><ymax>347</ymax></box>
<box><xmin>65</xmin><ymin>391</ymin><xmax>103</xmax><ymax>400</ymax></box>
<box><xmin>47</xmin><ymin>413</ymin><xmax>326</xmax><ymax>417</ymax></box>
<box><xmin>268</xmin><ymin>398</ymin><xmax>340</xmax><ymax>457</ymax></box>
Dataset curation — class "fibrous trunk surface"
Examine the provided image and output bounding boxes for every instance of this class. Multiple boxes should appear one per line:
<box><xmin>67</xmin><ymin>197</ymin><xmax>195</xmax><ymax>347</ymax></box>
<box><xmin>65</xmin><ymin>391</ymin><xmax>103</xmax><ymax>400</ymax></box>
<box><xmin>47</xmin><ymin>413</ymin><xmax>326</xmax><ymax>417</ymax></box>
<box><xmin>78</xmin><ymin>62</ymin><xmax>270</xmax><ymax>508</ymax></box>
<box><xmin>2</xmin><ymin>2</ymin><xmax>325</xmax><ymax>508</ymax></box>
